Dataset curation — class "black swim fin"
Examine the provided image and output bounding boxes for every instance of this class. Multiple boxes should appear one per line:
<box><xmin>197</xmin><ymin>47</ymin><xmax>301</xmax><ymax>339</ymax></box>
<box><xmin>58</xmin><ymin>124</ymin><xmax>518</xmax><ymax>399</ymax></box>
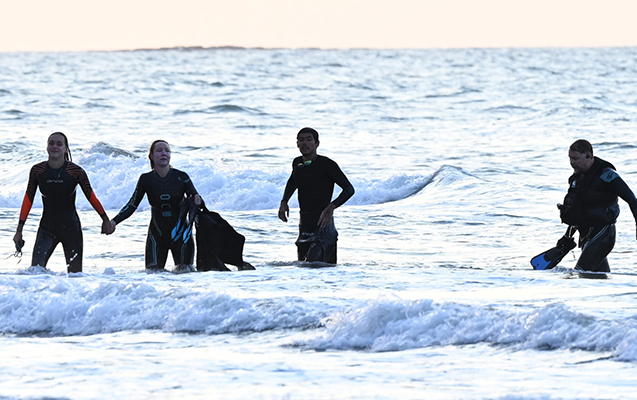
<box><xmin>531</xmin><ymin>227</ymin><xmax>576</xmax><ymax>270</ymax></box>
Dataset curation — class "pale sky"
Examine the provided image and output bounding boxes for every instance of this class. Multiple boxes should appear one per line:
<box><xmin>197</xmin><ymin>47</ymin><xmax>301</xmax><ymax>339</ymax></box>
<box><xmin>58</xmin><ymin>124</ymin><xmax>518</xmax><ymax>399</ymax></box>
<box><xmin>1</xmin><ymin>0</ymin><xmax>636</xmax><ymax>52</ymax></box>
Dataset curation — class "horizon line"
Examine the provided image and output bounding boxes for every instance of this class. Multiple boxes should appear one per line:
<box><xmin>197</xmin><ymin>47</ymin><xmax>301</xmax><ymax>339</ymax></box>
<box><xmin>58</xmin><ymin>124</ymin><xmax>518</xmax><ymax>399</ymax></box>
<box><xmin>2</xmin><ymin>44</ymin><xmax>637</xmax><ymax>54</ymax></box>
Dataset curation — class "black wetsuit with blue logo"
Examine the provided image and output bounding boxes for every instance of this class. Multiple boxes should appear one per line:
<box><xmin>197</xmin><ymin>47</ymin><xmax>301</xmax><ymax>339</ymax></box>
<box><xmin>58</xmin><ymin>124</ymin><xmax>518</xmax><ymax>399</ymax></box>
<box><xmin>113</xmin><ymin>168</ymin><xmax>199</xmax><ymax>270</ymax></box>
<box><xmin>562</xmin><ymin>157</ymin><xmax>637</xmax><ymax>272</ymax></box>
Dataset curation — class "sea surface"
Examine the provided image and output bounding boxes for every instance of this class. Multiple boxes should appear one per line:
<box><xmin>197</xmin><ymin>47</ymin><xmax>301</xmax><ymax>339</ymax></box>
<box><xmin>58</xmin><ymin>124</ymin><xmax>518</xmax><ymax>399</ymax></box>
<box><xmin>1</xmin><ymin>47</ymin><xmax>637</xmax><ymax>400</ymax></box>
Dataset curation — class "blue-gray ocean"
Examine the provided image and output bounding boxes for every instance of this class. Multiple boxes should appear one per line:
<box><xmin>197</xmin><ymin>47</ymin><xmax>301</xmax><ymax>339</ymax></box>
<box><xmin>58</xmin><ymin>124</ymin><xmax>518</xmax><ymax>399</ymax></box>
<box><xmin>1</xmin><ymin>48</ymin><xmax>637</xmax><ymax>399</ymax></box>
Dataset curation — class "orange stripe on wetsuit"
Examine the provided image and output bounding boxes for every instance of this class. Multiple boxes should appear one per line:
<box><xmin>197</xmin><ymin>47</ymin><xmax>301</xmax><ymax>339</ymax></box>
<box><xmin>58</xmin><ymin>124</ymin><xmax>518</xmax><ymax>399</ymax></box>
<box><xmin>18</xmin><ymin>161</ymin><xmax>106</xmax><ymax>225</ymax></box>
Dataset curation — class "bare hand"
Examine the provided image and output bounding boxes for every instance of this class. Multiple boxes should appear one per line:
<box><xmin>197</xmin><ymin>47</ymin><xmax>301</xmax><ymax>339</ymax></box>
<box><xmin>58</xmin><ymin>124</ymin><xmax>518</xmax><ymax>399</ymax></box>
<box><xmin>102</xmin><ymin>219</ymin><xmax>116</xmax><ymax>235</ymax></box>
<box><xmin>278</xmin><ymin>202</ymin><xmax>289</xmax><ymax>222</ymax></box>
<box><xmin>317</xmin><ymin>203</ymin><xmax>335</xmax><ymax>228</ymax></box>
<box><xmin>13</xmin><ymin>231</ymin><xmax>23</xmax><ymax>247</ymax></box>
<box><xmin>194</xmin><ymin>194</ymin><xmax>202</xmax><ymax>206</ymax></box>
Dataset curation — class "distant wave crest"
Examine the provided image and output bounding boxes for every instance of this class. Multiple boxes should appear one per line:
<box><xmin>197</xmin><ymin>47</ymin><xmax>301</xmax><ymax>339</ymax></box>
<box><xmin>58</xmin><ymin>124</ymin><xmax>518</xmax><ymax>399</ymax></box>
<box><xmin>173</xmin><ymin>104</ymin><xmax>264</xmax><ymax>115</ymax></box>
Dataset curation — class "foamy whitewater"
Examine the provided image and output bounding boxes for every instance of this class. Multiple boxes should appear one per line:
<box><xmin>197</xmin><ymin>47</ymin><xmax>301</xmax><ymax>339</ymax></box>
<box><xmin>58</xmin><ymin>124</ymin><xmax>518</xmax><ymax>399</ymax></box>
<box><xmin>1</xmin><ymin>47</ymin><xmax>637</xmax><ymax>399</ymax></box>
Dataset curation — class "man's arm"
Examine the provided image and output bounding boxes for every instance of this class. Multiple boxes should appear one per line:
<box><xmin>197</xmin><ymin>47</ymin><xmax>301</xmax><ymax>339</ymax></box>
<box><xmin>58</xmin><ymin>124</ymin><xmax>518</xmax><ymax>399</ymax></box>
<box><xmin>607</xmin><ymin>171</ymin><xmax>637</xmax><ymax>239</ymax></box>
<box><xmin>278</xmin><ymin>174</ymin><xmax>297</xmax><ymax>223</ymax></box>
<box><xmin>318</xmin><ymin>161</ymin><xmax>355</xmax><ymax>228</ymax></box>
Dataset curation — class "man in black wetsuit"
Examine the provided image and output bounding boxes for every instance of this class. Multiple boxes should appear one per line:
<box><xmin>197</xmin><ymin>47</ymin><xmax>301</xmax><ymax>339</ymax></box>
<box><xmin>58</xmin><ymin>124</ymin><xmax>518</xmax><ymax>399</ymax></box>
<box><xmin>278</xmin><ymin>127</ymin><xmax>355</xmax><ymax>263</ymax></box>
<box><xmin>559</xmin><ymin>139</ymin><xmax>637</xmax><ymax>272</ymax></box>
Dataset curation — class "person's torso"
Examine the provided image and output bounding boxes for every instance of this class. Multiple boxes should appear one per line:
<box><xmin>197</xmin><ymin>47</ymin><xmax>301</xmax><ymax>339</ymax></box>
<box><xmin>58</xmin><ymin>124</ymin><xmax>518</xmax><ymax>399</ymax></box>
<box><xmin>568</xmin><ymin>158</ymin><xmax>619</xmax><ymax>227</ymax></box>
<box><xmin>35</xmin><ymin>161</ymin><xmax>82</xmax><ymax>230</ymax></box>
<box><xmin>292</xmin><ymin>155</ymin><xmax>336</xmax><ymax>212</ymax></box>
<box><xmin>140</xmin><ymin>169</ymin><xmax>192</xmax><ymax>233</ymax></box>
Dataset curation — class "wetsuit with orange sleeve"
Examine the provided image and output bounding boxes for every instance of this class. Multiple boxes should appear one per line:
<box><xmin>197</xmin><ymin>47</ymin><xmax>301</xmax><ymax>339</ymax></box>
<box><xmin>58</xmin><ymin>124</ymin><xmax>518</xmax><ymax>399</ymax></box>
<box><xmin>19</xmin><ymin>161</ymin><xmax>107</xmax><ymax>273</ymax></box>
<box><xmin>112</xmin><ymin>168</ymin><xmax>199</xmax><ymax>270</ymax></box>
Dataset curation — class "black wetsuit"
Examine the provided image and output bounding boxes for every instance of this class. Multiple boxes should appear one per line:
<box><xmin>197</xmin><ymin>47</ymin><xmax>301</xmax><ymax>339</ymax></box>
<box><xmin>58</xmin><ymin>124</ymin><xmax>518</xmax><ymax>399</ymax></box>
<box><xmin>19</xmin><ymin>161</ymin><xmax>107</xmax><ymax>273</ymax></box>
<box><xmin>113</xmin><ymin>168</ymin><xmax>199</xmax><ymax>270</ymax></box>
<box><xmin>560</xmin><ymin>157</ymin><xmax>637</xmax><ymax>272</ymax></box>
<box><xmin>281</xmin><ymin>155</ymin><xmax>355</xmax><ymax>263</ymax></box>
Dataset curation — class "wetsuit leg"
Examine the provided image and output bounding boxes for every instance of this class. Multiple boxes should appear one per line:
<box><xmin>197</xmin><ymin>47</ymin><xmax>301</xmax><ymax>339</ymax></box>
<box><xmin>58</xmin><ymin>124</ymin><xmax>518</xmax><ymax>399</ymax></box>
<box><xmin>60</xmin><ymin>226</ymin><xmax>83</xmax><ymax>273</ymax></box>
<box><xmin>145</xmin><ymin>227</ymin><xmax>170</xmax><ymax>270</ymax></box>
<box><xmin>296</xmin><ymin>212</ymin><xmax>320</xmax><ymax>262</ymax></box>
<box><xmin>31</xmin><ymin>227</ymin><xmax>60</xmax><ymax>268</ymax></box>
<box><xmin>171</xmin><ymin>238</ymin><xmax>195</xmax><ymax>267</ymax></box>
<box><xmin>296</xmin><ymin>216</ymin><xmax>338</xmax><ymax>264</ymax></box>
<box><xmin>296</xmin><ymin>240</ymin><xmax>311</xmax><ymax>261</ymax></box>
<box><xmin>576</xmin><ymin>224</ymin><xmax>615</xmax><ymax>272</ymax></box>
<box><xmin>325</xmin><ymin>243</ymin><xmax>337</xmax><ymax>264</ymax></box>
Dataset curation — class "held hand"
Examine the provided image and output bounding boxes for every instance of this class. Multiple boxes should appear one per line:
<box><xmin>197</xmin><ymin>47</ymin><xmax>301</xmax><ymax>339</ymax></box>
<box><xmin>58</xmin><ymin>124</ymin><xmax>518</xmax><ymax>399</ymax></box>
<box><xmin>278</xmin><ymin>202</ymin><xmax>289</xmax><ymax>222</ymax></box>
<box><xmin>318</xmin><ymin>203</ymin><xmax>335</xmax><ymax>229</ymax></box>
<box><xmin>102</xmin><ymin>219</ymin><xmax>115</xmax><ymax>235</ymax></box>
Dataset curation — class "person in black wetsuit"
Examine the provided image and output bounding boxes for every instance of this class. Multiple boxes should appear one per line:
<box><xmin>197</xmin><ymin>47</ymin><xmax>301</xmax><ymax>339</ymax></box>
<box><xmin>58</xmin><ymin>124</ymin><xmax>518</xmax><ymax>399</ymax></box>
<box><xmin>559</xmin><ymin>139</ymin><xmax>637</xmax><ymax>272</ymax></box>
<box><xmin>278</xmin><ymin>127</ymin><xmax>355</xmax><ymax>263</ymax></box>
<box><xmin>12</xmin><ymin>132</ymin><xmax>112</xmax><ymax>273</ymax></box>
<box><xmin>110</xmin><ymin>140</ymin><xmax>202</xmax><ymax>271</ymax></box>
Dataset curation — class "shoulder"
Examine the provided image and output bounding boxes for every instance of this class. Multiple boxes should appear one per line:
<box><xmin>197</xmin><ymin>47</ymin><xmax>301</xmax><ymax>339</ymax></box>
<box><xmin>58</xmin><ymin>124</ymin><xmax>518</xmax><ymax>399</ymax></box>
<box><xmin>66</xmin><ymin>161</ymin><xmax>85</xmax><ymax>172</ymax></box>
<box><xmin>599</xmin><ymin>167</ymin><xmax>620</xmax><ymax>183</ymax></box>
<box><xmin>65</xmin><ymin>161</ymin><xmax>88</xmax><ymax>179</ymax></box>
<box><xmin>138</xmin><ymin>170</ymin><xmax>155</xmax><ymax>182</ymax></box>
<box><xmin>31</xmin><ymin>161</ymin><xmax>48</xmax><ymax>174</ymax></box>
<box><xmin>317</xmin><ymin>155</ymin><xmax>343</xmax><ymax>172</ymax></box>
<box><xmin>594</xmin><ymin>157</ymin><xmax>619</xmax><ymax>183</ymax></box>
<box><xmin>172</xmin><ymin>168</ymin><xmax>191</xmax><ymax>180</ymax></box>
<box><xmin>292</xmin><ymin>156</ymin><xmax>303</xmax><ymax>166</ymax></box>
<box><xmin>317</xmin><ymin>155</ymin><xmax>338</xmax><ymax>166</ymax></box>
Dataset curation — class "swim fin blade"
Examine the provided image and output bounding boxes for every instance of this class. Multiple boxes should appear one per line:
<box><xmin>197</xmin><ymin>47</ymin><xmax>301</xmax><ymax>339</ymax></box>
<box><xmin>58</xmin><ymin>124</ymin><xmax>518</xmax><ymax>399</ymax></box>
<box><xmin>530</xmin><ymin>235</ymin><xmax>576</xmax><ymax>270</ymax></box>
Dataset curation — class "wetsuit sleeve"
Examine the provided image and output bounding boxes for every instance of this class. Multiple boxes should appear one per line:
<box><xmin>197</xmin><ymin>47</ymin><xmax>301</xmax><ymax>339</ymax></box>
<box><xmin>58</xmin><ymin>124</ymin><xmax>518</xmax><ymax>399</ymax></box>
<box><xmin>607</xmin><ymin>173</ymin><xmax>637</xmax><ymax>223</ymax></box>
<box><xmin>328</xmin><ymin>161</ymin><xmax>355</xmax><ymax>208</ymax></box>
<box><xmin>281</xmin><ymin>163</ymin><xmax>297</xmax><ymax>203</ymax></box>
<box><xmin>112</xmin><ymin>176</ymin><xmax>146</xmax><ymax>224</ymax></box>
<box><xmin>183</xmin><ymin>172</ymin><xmax>199</xmax><ymax>196</ymax></box>
<box><xmin>182</xmin><ymin>172</ymin><xmax>204</xmax><ymax>207</ymax></box>
<box><xmin>18</xmin><ymin>164</ymin><xmax>41</xmax><ymax>224</ymax></box>
<box><xmin>72</xmin><ymin>164</ymin><xmax>107</xmax><ymax>217</ymax></box>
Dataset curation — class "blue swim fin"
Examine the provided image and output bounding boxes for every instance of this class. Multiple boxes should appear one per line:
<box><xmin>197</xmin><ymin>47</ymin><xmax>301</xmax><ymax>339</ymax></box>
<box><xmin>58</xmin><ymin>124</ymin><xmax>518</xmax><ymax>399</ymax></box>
<box><xmin>531</xmin><ymin>227</ymin><xmax>576</xmax><ymax>270</ymax></box>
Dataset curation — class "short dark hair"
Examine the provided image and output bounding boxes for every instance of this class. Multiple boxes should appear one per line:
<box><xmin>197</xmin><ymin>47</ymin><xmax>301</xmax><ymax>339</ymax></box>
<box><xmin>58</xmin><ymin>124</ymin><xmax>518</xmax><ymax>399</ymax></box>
<box><xmin>297</xmin><ymin>127</ymin><xmax>319</xmax><ymax>142</ymax></box>
<box><xmin>570</xmin><ymin>139</ymin><xmax>593</xmax><ymax>156</ymax></box>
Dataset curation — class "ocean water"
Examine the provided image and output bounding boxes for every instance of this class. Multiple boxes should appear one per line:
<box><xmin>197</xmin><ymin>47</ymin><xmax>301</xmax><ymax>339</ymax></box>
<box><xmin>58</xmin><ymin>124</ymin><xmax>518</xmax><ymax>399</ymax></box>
<box><xmin>1</xmin><ymin>47</ymin><xmax>637</xmax><ymax>399</ymax></box>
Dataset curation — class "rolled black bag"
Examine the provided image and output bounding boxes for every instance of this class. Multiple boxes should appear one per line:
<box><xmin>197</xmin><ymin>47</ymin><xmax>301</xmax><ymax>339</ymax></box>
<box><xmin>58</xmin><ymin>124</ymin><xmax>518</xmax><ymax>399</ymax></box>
<box><xmin>175</xmin><ymin>197</ymin><xmax>254</xmax><ymax>272</ymax></box>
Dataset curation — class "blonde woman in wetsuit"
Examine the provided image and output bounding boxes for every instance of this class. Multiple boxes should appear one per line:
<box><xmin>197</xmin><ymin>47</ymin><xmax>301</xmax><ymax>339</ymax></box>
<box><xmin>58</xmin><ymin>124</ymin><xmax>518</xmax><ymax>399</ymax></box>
<box><xmin>110</xmin><ymin>140</ymin><xmax>202</xmax><ymax>271</ymax></box>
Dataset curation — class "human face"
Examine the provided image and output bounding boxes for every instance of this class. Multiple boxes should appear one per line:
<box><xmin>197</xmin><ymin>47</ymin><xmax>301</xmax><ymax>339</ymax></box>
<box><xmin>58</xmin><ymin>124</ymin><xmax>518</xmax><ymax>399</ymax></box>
<box><xmin>151</xmin><ymin>141</ymin><xmax>171</xmax><ymax>168</ymax></box>
<box><xmin>569</xmin><ymin>149</ymin><xmax>593</xmax><ymax>174</ymax></box>
<box><xmin>47</xmin><ymin>133</ymin><xmax>67</xmax><ymax>160</ymax></box>
<box><xmin>297</xmin><ymin>132</ymin><xmax>318</xmax><ymax>159</ymax></box>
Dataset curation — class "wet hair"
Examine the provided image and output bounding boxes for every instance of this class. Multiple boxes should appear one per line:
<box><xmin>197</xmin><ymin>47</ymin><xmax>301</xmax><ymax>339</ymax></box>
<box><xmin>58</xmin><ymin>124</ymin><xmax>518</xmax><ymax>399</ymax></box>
<box><xmin>48</xmin><ymin>132</ymin><xmax>72</xmax><ymax>161</ymax></box>
<box><xmin>148</xmin><ymin>140</ymin><xmax>169</xmax><ymax>170</ymax></box>
<box><xmin>570</xmin><ymin>139</ymin><xmax>593</xmax><ymax>156</ymax></box>
<box><xmin>297</xmin><ymin>127</ymin><xmax>319</xmax><ymax>142</ymax></box>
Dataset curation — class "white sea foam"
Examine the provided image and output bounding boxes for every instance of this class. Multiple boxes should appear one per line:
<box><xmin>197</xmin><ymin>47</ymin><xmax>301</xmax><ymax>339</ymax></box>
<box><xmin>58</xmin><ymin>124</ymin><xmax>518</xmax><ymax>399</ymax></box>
<box><xmin>0</xmin><ymin>145</ymin><xmax>439</xmax><ymax>211</ymax></box>
<box><xmin>301</xmin><ymin>297</ymin><xmax>637</xmax><ymax>361</ymax></box>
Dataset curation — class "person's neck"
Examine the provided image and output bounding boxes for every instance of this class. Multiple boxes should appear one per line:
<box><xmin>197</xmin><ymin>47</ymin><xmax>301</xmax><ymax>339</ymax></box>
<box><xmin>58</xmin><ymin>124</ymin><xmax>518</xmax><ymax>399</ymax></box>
<box><xmin>302</xmin><ymin>153</ymin><xmax>317</xmax><ymax>162</ymax></box>
<box><xmin>47</xmin><ymin>157</ymin><xmax>65</xmax><ymax>169</ymax></box>
<box><xmin>154</xmin><ymin>165</ymin><xmax>170</xmax><ymax>178</ymax></box>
